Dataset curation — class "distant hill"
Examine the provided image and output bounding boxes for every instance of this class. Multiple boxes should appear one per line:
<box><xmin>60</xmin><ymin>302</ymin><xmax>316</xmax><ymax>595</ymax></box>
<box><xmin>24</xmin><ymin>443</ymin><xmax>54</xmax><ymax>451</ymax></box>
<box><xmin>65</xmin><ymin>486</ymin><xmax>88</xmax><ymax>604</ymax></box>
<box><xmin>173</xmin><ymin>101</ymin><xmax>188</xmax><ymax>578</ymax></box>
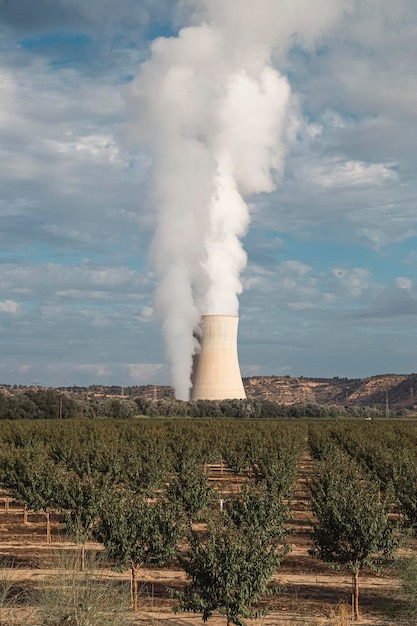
<box><xmin>3</xmin><ymin>374</ymin><xmax>417</xmax><ymax>411</ymax></box>
<box><xmin>125</xmin><ymin>374</ymin><xmax>417</xmax><ymax>410</ymax></box>
<box><xmin>243</xmin><ymin>374</ymin><xmax>417</xmax><ymax>410</ymax></box>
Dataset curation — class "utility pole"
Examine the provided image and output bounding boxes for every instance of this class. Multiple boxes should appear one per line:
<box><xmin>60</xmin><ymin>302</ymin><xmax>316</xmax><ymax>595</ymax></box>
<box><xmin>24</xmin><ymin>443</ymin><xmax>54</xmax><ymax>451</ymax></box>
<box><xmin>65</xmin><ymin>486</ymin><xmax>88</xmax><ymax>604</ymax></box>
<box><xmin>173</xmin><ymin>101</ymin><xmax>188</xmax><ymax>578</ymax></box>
<box><xmin>385</xmin><ymin>391</ymin><xmax>389</xmax><ymax>418</ymax></box>
<box><xmin>59</xmin><ymin>396</ymin><xmax>63</xmax><ymax>420</ymax></box>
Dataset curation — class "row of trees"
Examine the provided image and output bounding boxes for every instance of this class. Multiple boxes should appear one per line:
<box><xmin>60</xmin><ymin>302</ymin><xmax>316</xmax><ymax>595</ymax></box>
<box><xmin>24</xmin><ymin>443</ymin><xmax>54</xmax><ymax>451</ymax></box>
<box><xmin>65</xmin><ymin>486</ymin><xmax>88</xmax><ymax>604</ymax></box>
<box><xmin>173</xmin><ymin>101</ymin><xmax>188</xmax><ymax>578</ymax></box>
<box><xmin>0</xmin><ymin>420</ymin><xmax>305</xmax><ymax>624</ymax></box>
<box><xmin>309</xmin><ymin>421</ymin><xmax>417</xmax><ymax>533</ymax></box>
<box><xmin>0</xmin><ymin>389</ymin><xmax>139</xmax><ymax>420</ymax></box>
<box><xmin>1</xmin><ymin>388</ymin><xmax>409</xmax><ymax>420</ymax></box>
<box><xmin>308</xmin><ymin>420</ymin><xmax>417</xmax><ymax>620</ymax></box>
<box><xmin>0</xmin><ymin>419</ymin><xmax>415</xmax><ymax>622</ymax></box>
<box><xmin>133</xmin><ymin>397</ymin><xmax>398</xmax><ymax>418</ymax></box>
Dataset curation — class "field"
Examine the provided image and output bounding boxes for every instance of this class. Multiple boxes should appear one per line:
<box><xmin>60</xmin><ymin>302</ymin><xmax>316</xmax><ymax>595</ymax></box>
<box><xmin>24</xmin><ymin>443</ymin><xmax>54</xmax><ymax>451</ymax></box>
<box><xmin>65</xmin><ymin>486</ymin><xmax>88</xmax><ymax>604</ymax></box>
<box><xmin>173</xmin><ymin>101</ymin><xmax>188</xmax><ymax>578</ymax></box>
<box><xmin>0</xmin><ymin>418</ymin><xmax>415</xmax><ymax>625</ymax></box>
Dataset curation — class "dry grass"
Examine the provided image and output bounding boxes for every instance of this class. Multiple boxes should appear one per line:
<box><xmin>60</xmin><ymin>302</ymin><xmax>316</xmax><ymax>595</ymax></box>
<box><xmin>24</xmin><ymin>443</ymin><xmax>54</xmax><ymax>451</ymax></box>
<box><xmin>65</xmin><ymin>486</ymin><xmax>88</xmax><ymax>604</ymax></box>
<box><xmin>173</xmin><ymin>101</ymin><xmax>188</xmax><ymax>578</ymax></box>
<box><xmin>31</xmin><ymin>550</ymin><xmax>136</xmax><ymax>626</ymax></box>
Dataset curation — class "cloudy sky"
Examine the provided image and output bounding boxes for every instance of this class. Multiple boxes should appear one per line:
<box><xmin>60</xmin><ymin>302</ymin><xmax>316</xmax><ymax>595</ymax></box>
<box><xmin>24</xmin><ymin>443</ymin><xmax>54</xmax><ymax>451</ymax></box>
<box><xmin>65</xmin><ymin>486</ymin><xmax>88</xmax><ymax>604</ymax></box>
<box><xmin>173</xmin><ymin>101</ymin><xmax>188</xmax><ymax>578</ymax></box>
<box><xmin>0</xmin><ymin>0</ymin><xmax>416</xmax><ymax>389</ymax></box>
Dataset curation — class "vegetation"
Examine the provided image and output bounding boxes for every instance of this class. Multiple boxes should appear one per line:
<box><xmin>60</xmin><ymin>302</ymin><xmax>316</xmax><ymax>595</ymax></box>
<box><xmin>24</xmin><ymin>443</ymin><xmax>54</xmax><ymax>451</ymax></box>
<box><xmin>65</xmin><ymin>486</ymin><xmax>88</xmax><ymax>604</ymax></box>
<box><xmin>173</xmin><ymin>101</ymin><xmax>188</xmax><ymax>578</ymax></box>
<box><xmin>0</xmin><ymin>442</ymin><xmax>64</xmax><ymax>541</ymax></box>
<box><xmin>94</xmin><ymin>485</ymin><xmax>182</xmax><ymax>611</ymax></box>
<box><xmin>1</xmin><ymin>384</ymin><xmax>411</xmax><ymax>420</ymax></box>
<box><xmin>309</xmin><ymin>453</ymin><xmax>403</xmax><ymax>620</ymax></box>
<box><xmin>36</xmin><ymin>551</ymin><xmax>135</xmax><ymax>626</ymax></box>
<box><xmin>174</xmin><ymin>512</ymin><xmax>287</xmax><ymax>626</ymax></box>
<box><xmin>399</xmin><ymin>556</ymin><xmax>417</xmax><ymax>625</ymax></box>
<box><xmin>0</xmin><ymin>418</ymin><xmax>414</xmax><ymax>623</ymax></box>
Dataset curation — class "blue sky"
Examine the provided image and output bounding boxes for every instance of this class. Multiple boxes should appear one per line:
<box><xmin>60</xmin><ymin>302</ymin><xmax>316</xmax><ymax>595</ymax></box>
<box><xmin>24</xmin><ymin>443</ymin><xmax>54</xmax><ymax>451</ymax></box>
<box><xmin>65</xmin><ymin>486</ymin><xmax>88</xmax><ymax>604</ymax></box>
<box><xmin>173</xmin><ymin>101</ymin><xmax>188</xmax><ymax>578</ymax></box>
<box><xmin>0</xmin><ymin>0</ymin><xmax>416</xmax><ymax>388</ymax></box>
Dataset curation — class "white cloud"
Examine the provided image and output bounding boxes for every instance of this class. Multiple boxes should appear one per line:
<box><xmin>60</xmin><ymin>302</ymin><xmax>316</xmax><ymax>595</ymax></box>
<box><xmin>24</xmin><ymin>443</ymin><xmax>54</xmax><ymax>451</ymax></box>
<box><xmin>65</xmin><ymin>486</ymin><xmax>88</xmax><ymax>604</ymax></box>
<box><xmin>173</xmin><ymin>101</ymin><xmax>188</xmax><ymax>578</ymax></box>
<box><xmin>309</xmin><ymin>159</ymin><xmax>398</xmax><ymax>189</ymax></box>
<box><xmin>138</xmin><ymin>306</ymin><xmax>154</xmax><ymax>321</ymax></box>
<box><xmin>395</xmin><ymin>276</ymin><xmax>413</xmax><ymax>291</ymax></box>
<box><xmin>46</xmin><ymin>134</ymin><xmax>124</xmax><ymax>165</ymax></box>
<box><xmin>331</xmin><ymin>267</ymin><xmax>371</xmax><ymax>298</ymax></box>
<box><xmin>75</xmin><ymin>364</ymin><xmax>113</xmax><ymax>377</ymax></box>
<box><xmin>0</xmin><ymin>300</ymin><xmax>20</xmax><ymax>314</ymax></box>
<box><xmin>0</xmin><ymin>263</ymin><xmax>151</xmax><ymax>301</ymax></box>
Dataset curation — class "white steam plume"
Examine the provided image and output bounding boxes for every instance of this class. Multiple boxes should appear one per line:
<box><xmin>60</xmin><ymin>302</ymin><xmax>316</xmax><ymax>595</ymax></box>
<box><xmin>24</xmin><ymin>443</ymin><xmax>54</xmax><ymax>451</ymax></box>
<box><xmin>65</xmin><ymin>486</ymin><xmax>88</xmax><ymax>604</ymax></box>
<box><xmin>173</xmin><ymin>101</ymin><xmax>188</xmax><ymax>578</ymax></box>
<box><xmin>127</xmin><ymin>0</ymin><xmax>347</xmax><ymax>399</ymax></box>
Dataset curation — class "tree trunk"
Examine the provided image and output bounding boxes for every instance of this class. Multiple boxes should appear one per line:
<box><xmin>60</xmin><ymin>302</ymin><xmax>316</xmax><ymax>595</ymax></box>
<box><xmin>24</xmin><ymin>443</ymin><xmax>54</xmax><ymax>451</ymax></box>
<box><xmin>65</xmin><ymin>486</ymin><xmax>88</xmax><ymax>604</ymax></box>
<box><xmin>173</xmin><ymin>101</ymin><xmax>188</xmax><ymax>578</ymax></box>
<box><xmin>131</xmin><ymin>564</ymin><xmax>139</xmax><ymax>612</ymax></box>
<box><xmin>352</xmin><ymin>570</ymin><xmax>360</xmax><ymax>621</ymax></box>
<box><xmin>45</xmin><ymin>510</ymin><xmax>52</xmax><ymax>544</ymax></box>
<box><xmin>5</xmin><ymin>496</ymin><xmax>9</xmax><ymax>512</ymax></box>
<box><xmin>81</xmin><ymin>542</ymin><xmax>86</xmax><ymax>571</ymax></box>
<box><xmin>23</xmin><ymin>504</ymin><xmax>28</xmax><ymax>525</ymax></box>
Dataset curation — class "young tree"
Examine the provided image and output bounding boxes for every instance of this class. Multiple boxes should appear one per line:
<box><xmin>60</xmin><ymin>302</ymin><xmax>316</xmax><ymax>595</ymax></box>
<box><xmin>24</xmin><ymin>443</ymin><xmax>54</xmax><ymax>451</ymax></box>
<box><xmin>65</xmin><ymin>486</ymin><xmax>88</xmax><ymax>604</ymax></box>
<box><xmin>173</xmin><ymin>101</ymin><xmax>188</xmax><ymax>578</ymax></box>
<box><xmin>309</xmin><ymin>457</ymin><xmax>402</xmax><ymax>621</ymax></box>
<box><xmin>392</xmin><ymin>453</ymin><xmax>417</xmax><ymax>535</ymax></box>
<box><xmin>120</xmin><ymin>432</ymin><xmax>173</xmax><ymax>495</ymax></box>
<box><xmin>0</xmin><ymin>443</ymin><xmax>63</xmax><ymax>542</ymax></box>
<box><xmin>175</xmin><ymin>512</ymin><xmax>287</xmax><ymax>626</ymax></box>
<box><xmin>167</xmin><ymin>456</ymin><xmax>214</xmax><ymax>523</ymax></box>
<box><xmin>94</xmin><ymin>486</ymin><xmax>182</xmax><ymax>611</ymax></box>
<box><xmin>225</xmin><ymin>480</ymin><xmax>289</xmax><ymax>543</ymax></box>
<box><xmin>58</xmin><ymin>471</ymin><xmax>107</xmax><ymax>570</ymax></box>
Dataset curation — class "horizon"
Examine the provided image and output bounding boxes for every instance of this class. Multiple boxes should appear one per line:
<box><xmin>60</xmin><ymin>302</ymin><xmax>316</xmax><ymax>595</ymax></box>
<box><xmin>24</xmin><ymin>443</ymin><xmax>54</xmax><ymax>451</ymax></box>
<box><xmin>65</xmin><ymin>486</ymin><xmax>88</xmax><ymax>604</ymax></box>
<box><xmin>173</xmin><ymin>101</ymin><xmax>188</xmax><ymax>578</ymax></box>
<box><xmin>2</xmin><ymin>370</ymin><xmax>416</xmax><ymax>391</ymax></box>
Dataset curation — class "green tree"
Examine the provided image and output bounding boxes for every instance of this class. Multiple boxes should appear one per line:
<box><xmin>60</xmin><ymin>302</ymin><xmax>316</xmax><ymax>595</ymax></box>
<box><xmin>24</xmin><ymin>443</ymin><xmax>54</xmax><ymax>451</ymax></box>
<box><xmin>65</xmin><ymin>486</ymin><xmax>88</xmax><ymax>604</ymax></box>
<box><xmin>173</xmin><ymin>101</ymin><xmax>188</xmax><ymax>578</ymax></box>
<box><xmin>0</xmin><ymin>443</ymin><xmax>63</xmax><ymax>542</ymax></box>
<box><xmin>102</xmin><ymin>398</ymin><xmax>137</xmax><ymax>419</ymax></box>
<box><xmin>1</xmin><ymin>394</ymin><xmax>38</xmax><ymax>420</ymax></box>
<box><xmin>309</xmin><ymin>457</ymin><xmax>402</xmax><ymax>621</ymax></box>
<box><xmin>24</xmin><ymin>389</ymin><xmax>82</xmax><ymax>419</ymax></box>
<box><xmin>392</xmin><ymin>452</ymin><xmax>417</xmax><ymax>535</ymax></box>
<box><xmin>225</xmin><ymin>480</ymin><xmax>289</xmax><ymax>543</ymax></box>
<box><xmin>167</xmin><ymin>456</ymin><xmax>214</xmax><ymax>523</ymax></box>
<box><xmin>121</xmin><ymin>432</ymin><xmax>173</xmax><ymax>495</ymax></box>
<box><xmin>94</xmin><ymin>486</ymin><xmax>182</xmax><ymax>611</ymax></box>
<box><xmin>175</xmin><ymin>512</ymin><xmax>286</xmax><ymax>626</ymax></box>
<box><xmin>58</xmin><ymin>471</ymin><xmax>107</xmax><ymax>570</ymax></box>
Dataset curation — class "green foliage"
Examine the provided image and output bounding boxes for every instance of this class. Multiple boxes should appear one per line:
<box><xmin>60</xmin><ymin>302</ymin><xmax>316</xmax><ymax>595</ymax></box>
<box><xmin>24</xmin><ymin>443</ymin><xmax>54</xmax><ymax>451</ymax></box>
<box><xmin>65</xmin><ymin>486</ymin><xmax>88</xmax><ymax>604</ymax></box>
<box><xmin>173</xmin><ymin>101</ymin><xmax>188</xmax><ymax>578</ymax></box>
<box><xmin>399</xmin><ymin>556</ymin><xmax>417</xmax><ymax>625</ymax></box>
<box><xmin>310</xmin><ymin>457</ymin><xmax>402</xmax><ymax>572</ymax></box>
<box><xmin>167</xmin><ymin>457</ymin><xmax>214</xmax><ymax>522</ymax></box>
<box><xmin>221</xmin><ymin>421</ymin><xmax>305</xmax><ymax>486</ymax></box>
<box><xmin>175</xmin><ymin>513</ymin><xmax>285</xmax><ymax>626</ymax></box>
<box><xmin>225</xmin><ymin>481</ymin><xmax>290</xmax><ymax>543</ymax></box>
<box><xmin>309</xmin><ymin>455</ymin><xmax>403</xmax><ymax>620</ymax></box>
<box><xmin>391</xmin><ymin>452</ymin><xmax>417</xmax><ymax>534</ymax></box>
<box><xmin>0</xmin><ymin>388</ymin><xmax>87</xmax><ymax>420</ymax></box>
<box><xmin>307</xmin><ymin>420</ymin><xmax>417</xmax><ymax>535</ymax></box>
<box><xmin>94</xmin><ymin>486</ymin><xmax>182</xmax><ymax>571</ymax></box>
<box><xmin>58</xmin><ymin>471</ymin><xmax>107</xmax><ymax>545</ymax></box>
<box><xmin>0</xmin><ymin>442</ymin><xmax>63</xmax><ymax>514</ymax></box>
<box><xmin>101</xmin><ymin>398</ymin><xmax>138</xmax><ymax>419</ymax></box>
<box><xmin>22</xmin><ymin>389</ymin><xmax>83</xmax><ymax>419</ymax></box>
<box><xmin>120</xmin><ymin>431</ymin><xmax>173</xmax><ymax>494</ymax></box>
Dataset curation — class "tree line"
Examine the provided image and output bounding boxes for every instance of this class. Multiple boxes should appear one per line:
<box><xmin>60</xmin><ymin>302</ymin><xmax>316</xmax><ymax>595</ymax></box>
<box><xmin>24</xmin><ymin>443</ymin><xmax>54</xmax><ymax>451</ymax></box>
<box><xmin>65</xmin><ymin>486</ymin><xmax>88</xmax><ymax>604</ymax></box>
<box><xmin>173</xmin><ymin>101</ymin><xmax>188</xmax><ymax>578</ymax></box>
<box><xmin>0</xmin><ymin>387</ymin><xmax>406</xmax><ymax>420</ymax></box>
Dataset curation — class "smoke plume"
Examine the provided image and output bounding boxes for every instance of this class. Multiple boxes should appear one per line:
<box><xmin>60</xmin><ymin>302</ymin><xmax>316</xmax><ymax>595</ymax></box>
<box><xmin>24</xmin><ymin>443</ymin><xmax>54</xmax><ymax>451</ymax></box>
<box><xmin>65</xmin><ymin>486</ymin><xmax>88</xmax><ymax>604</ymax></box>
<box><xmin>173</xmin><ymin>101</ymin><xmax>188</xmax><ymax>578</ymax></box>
<box><xmin>127</xmin><ymin>0</ymin><xmax>346</xmax><ymax>399</ymax></box>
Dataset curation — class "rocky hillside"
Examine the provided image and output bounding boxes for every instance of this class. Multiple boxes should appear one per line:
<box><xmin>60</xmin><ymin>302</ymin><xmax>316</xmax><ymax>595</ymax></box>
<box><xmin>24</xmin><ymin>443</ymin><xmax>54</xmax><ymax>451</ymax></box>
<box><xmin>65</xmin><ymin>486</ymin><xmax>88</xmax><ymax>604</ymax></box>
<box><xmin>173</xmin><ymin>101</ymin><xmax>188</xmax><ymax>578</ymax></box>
<box><xmin>111</xmin><ymin>374</ymin><xmax>417</xmax><ymax>410</ymax></box>
<box><xmin>243</xmin><ymin>374</ymin><xmax>417</xmax><ymax>410</ymax></box>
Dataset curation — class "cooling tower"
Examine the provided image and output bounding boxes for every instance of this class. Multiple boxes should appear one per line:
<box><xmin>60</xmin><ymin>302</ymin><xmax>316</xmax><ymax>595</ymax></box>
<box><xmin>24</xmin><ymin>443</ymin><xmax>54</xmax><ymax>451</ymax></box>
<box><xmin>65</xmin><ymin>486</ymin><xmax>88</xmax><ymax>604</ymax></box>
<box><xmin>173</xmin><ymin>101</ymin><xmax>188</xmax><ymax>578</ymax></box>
<box><xmin>190</xmin><ymin>315</ymin><xmax>246</xmax><ymax>401</ymax></box>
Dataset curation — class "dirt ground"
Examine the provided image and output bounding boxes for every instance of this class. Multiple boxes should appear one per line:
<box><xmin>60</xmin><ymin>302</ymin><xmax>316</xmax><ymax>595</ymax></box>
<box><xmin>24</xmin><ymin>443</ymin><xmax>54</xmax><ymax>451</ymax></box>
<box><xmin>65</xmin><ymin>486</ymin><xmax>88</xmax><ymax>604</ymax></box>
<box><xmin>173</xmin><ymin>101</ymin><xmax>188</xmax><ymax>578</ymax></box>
<box><xmin>0</xmin><ymin>451</ymin><xmax>413</xmax><ymax>626</ymax></box>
